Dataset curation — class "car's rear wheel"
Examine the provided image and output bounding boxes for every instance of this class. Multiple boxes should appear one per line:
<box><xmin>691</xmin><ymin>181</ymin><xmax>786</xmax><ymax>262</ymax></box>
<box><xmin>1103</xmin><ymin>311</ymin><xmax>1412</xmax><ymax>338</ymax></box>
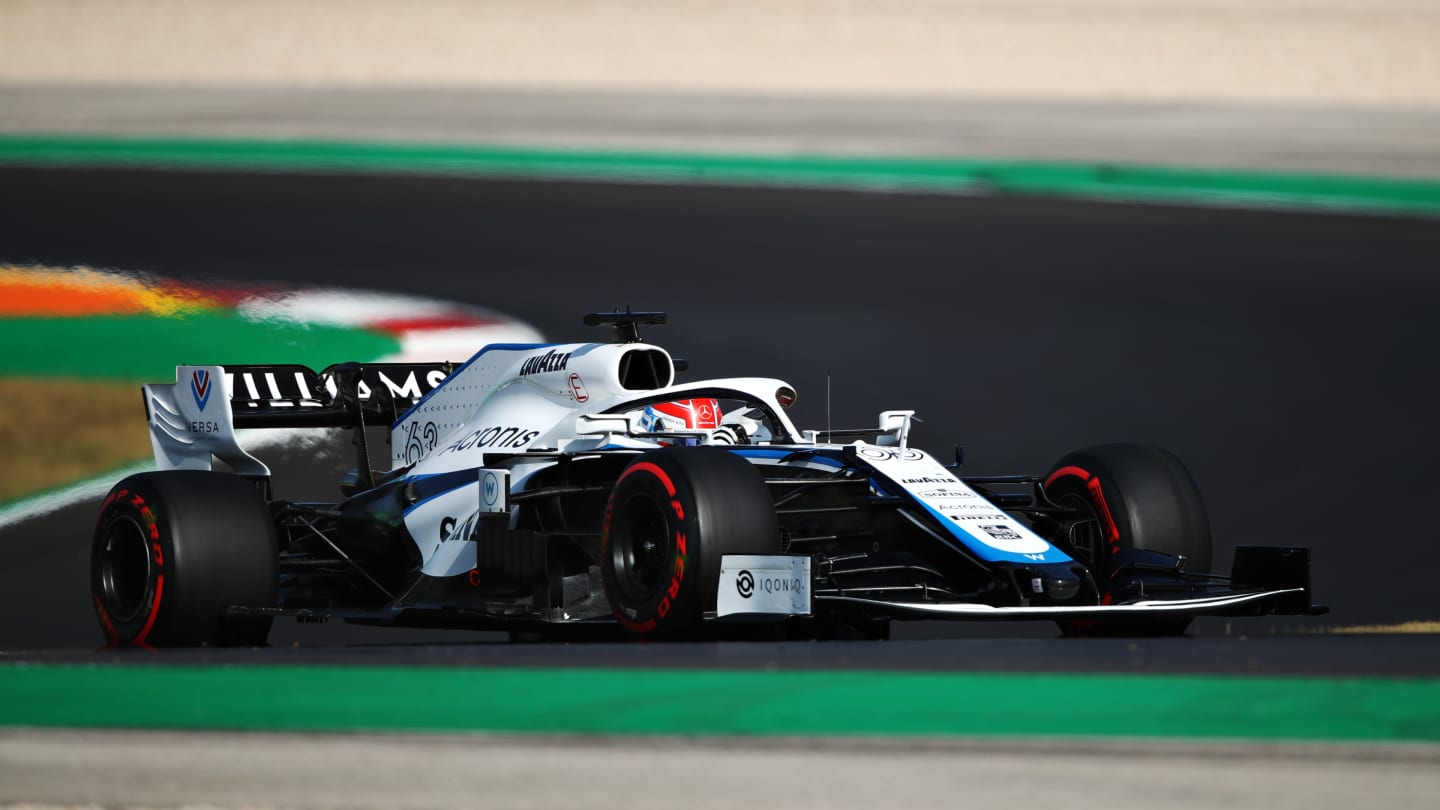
<box><xmin>1043</xmin><ymin>444</ymin><xmax>1212</xmax><ymax>636</ymax></box>
<box><xmin>91</xmin><ymin>471</ymin><xmax>278</xmax><ymax>646</ymax></box>
<box><xmin>601</xmin><ymin>447</ymin><xmax>780</xmax><ymax>637</ymax></box>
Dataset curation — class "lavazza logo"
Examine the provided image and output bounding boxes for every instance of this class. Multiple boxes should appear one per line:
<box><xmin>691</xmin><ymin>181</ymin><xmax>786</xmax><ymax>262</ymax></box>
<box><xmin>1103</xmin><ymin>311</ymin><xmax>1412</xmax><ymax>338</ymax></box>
<box><xmin>519</xmin><ymin>349</ymin><xmax>572</xmax><ymax>376</ymax></box>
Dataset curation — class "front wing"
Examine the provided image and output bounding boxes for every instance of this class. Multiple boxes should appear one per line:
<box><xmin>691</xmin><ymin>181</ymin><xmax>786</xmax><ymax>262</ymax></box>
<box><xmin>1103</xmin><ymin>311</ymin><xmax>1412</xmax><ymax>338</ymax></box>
<box><xmin>816</xmin><ymin>588</ymin><xmax>1309</xmax><ymax>620</ymax></box>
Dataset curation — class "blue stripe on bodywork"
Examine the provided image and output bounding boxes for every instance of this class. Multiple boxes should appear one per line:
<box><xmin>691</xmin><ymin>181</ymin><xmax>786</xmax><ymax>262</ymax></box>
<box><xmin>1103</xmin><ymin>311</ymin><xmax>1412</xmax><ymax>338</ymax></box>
<box><xmin>730</xmin><ymin>447</ymin><xmax>845</xmax><ymax>467</ymax></box>
<box><xmin>735</xmin><ymin>446</ymin><xmax>1065</xmax><ymax>563</ymax></box>
<box><xmin>910</xmin><ymin>497</ymin><xmax>1073</xmax><ymax>565</ymax></box>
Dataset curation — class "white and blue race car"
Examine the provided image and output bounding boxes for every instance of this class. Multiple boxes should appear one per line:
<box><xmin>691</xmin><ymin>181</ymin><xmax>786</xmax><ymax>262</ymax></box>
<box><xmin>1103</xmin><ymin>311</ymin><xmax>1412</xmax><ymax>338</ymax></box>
<box><xmin>91</xmin><ymin>311</ymin><xmax>1321</xmax><ymax>645</ymax></box>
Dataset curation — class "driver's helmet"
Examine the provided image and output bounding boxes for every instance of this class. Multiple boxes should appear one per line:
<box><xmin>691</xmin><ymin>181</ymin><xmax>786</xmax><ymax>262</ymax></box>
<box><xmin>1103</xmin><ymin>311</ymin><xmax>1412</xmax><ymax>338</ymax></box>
<box><xmin>637</xmin><ymin>398</ymin><xmax>722</xmax><ymax>435</ymax></box>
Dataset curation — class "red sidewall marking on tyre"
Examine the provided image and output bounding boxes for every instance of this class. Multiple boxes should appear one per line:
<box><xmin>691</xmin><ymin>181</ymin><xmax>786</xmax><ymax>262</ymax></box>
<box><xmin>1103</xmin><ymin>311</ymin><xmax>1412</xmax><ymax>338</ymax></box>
<box><xmin>92</xmin><ymin>594</ymin><xmax>117</xmax><ymax>646</ymax></box>
<box><xmin>118</xmin><ymin>490</ymin><xmax>167</xmax><ymax>647</ymax></box>
<box><xmin>606</xmin><ymin>462</ymin><xmax>689</xmax><ymax>633</ymax></box>
<box><xmin>1048</xmin><ymin>466</ymin><xmax>1123</xmax><ymax>555</ymax></box>
<box><xmin>615</xmin><ymin>612</ymin><xmax>659</xmax><ymax>634</ymax></box>
<box><xmin>656</xmin><ymin>530</ymin><xmax>687</xmax><ymax>621</ymax></box>
<box><xmin>1044</xmin><ymin>465</ymin><xmax>1092</xmax><ymax>488</ymax></box>
<box><xmin>601</xmin><ymin>466</ymin><xmax>660</xmax><ymax>633</ymax></box>
<box><xmin>133</xmin><ymin>573</ymin><xmax>165</xmax><ymax>647</ymax></box>
<box><xmin>1085</xmin><ymin>477</ymin><xmax>1123</xmax><ymax>553</ymax></box>
<box><xmin>618</xmin><ymin>462</ymin><xmax>676</xmax><ymax>496</ymax></box>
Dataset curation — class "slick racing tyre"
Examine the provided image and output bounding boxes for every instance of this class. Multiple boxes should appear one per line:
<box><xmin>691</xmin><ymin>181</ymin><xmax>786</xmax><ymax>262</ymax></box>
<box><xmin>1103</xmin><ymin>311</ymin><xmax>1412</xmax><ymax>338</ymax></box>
<box><xmin>91</xmin><ymin>471</ymin><xmax>279</xmax><ymax>646</ymax></box>
<box><xmin>601</xmin><ymin>446</ymin><xmax>780</xmax><ymax>637</ymax></box>
<box><xmin>1043</xmin><ymin>444</ymin><xmax>1212</xmax><ymax>637</ymax></box>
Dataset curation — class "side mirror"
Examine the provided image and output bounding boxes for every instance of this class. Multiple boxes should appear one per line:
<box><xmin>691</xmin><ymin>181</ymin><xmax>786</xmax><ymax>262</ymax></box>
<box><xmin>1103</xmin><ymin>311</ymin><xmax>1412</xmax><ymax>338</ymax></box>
<box><xmin>575</xmin><ymin>414</ymin><xmax>633</xmax><ymax>437</ymax></box>
<box><xmin>876</xmin><ymin>410</ymin><xmax>920</xmax><ymax>449</ymax></box>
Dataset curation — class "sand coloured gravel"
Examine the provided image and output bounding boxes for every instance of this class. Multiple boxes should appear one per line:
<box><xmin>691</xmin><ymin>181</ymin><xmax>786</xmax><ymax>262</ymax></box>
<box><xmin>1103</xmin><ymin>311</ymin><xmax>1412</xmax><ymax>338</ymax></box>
<box><xmin>2</xmin><ymin>0</ymin><xmax>1439</xmax><ymax>107</ymax></box>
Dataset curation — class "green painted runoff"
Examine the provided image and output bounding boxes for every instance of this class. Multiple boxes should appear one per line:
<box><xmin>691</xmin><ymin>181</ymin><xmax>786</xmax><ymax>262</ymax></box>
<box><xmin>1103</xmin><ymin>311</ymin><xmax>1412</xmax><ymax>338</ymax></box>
<box><xmin>1</xmin><ymin>135</ymin><xmax>1438</xmax><ymax>216</ymax></box>
<box><xmin>1</xmin><ymin>313</ymin><xmax>401</xmax><ymax>379</ymax></box>
<box><xmin>1</xmin><ymin>663</ymin><xmax>1436</xmax><ymax>742</ymax></box>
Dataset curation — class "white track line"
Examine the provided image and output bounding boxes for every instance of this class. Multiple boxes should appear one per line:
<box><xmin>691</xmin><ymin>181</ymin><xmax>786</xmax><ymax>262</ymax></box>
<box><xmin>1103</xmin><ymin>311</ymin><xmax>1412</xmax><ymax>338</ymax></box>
<box><xmin>0</xmin><ymin>430</ymin><xmax>308</xmax><ymax>529</ymax></box>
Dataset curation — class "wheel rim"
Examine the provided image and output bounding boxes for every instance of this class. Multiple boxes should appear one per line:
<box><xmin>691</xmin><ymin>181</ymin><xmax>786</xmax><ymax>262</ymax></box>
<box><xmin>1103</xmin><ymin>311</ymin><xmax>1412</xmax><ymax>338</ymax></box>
<box><xmin>613</xmin><ymin>493</ymin><xmax>673</xmax><ymax>603</ymax></box>
<box><xmin>99</xmin><ymin>515</ymin><xmax>152</xmax><ymax>623</ymax></box>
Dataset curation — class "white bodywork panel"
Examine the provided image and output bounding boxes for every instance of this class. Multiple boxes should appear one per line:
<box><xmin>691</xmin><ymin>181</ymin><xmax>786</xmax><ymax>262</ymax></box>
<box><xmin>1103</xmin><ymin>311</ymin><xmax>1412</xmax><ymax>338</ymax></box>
<box><xmin>392</xmin><ymin>342</ymin><xmax>677</xmax><ymax>470</ymax></box>
<box><xmin>854</xmin><ymin>444</ymin><xmax>1070</xmax><ymax>565</ymax></box>
<box><xmin>717</xmin><ymin>555</ymin><xmax>812</xmax><ymax>618</ymax></box>
<box><xmin>404</xmin><ymin>482</ymin><xmax>485</xmax><ymax>577</ymax></box>
<box><xmin>392</xmin><ymin>341</ymin><xmax>809</xmax><ymax>474</ymax></box>
<box><xmin>402</xmin><ymin>459</ymin><xmax>548</xmax><ymax>575</ymax></box>
<box><xmin>401</xmin><ymin>469</ymin><xmax>509</xmax><ymax>578</ymax></box>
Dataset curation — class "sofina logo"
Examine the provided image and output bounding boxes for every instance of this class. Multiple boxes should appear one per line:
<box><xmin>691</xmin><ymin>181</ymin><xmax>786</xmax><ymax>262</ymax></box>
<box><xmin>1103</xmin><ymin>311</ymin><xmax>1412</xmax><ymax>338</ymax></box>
<box><xmin>191</xmin><ymin>370</ymin><xmax>212</xmax><ymax>411</ymax></box>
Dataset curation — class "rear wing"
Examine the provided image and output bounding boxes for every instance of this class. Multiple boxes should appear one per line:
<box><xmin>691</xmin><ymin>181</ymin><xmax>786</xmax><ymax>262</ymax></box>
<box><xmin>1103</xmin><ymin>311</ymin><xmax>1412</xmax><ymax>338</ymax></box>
<box><xmin>222</xmin><ymin>362</ymin><xmax>456</xmax><ymax>428</ymax></box>
<box><xmin>142</xmin><ymin>362</ymin><xmax>455</xmax><ymax>477</ymax></box>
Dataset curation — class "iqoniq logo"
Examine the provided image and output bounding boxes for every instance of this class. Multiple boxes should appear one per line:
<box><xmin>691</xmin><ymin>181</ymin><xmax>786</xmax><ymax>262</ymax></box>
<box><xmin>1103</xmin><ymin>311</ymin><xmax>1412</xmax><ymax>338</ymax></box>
<box><xmin>737</xmin><ymin>570</ymin><xmax>755</xmax><ymax>598</ymax></box>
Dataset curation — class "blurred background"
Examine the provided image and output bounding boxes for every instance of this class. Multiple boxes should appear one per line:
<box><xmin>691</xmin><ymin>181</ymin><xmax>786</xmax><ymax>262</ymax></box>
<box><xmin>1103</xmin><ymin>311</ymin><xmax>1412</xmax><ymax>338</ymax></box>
<box><xmin>3</xmin><ymin>0</ymin><xmax>1440</xmax><ymax>636</ymax></box>
<box><xmin>3</xmin><ymin>0</ymin><xmax>1440</xmax><ymax>171</ymax></box>
<box><xmin>2</xmin><ymin>2</ymin><xmax>1439</xmax><ymax>807</ymax></box>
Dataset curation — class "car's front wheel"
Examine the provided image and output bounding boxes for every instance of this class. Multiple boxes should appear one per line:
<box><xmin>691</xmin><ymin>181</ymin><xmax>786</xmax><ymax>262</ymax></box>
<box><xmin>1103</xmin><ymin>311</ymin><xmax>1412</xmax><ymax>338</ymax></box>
<box><xmin>601</xmin><ymin>447</ymin><xmax>779</xmax><ymax>637</ymax></box>
<box><xmin>1043</xmin><ymin>443</ymin><xmax>1212</xmax><ymax>636</ymax></box>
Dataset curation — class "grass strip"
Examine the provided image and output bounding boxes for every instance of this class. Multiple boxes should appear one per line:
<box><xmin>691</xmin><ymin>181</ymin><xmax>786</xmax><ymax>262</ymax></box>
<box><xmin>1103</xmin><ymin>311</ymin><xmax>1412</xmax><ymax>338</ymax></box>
<box><xmin>1</xmin><ymin>663</ymin><xmax>1436</xmax><ymax>743</ymax></box>
<box><xmin>1</xmin><ymin>135</ymin><xmax>1439</xmax><ymax>216</ymax></box>
<box><xmin>0</xmin><ymin>312</ymin><xmax>400</xmax><ymax>380</ymax></box>
<box><xmin>0</xmin><ymin>378</ymin><xmax>151</xmax><ymax>502</ymax></box>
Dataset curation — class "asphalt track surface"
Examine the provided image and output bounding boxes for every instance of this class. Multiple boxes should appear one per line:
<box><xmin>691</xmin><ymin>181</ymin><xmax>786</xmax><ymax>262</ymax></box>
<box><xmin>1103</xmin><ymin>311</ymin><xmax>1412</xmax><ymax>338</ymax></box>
<box><xmin>2</xmin><ymin>166</ymin><xmax>1438</xmax><ymax>671</ymax></box>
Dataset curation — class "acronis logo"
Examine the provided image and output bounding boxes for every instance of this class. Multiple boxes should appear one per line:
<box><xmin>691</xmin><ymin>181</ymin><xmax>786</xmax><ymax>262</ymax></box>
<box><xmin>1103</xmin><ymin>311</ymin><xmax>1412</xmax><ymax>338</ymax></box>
<box><xmin>191</xmin><ymin>369</ymin><xmax>212</xmax><ymax>411</ymax></box>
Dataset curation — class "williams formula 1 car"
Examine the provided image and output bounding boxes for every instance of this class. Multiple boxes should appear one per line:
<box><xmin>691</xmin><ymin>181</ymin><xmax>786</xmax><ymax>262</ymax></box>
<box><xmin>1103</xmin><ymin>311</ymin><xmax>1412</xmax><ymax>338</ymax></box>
<box><xmin>91</xmin><ymin>311</ymin><xmax>1321</xmax><ymax>645</ymax></box>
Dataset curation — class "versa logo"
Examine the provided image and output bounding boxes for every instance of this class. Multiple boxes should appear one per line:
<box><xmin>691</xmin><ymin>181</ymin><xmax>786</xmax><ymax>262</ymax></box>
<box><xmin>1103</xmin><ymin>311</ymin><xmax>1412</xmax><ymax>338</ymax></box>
<box><xmin>190</xmin><ymin>370</ymin><xmax>212</xmax><ymax>411</ymax></box>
